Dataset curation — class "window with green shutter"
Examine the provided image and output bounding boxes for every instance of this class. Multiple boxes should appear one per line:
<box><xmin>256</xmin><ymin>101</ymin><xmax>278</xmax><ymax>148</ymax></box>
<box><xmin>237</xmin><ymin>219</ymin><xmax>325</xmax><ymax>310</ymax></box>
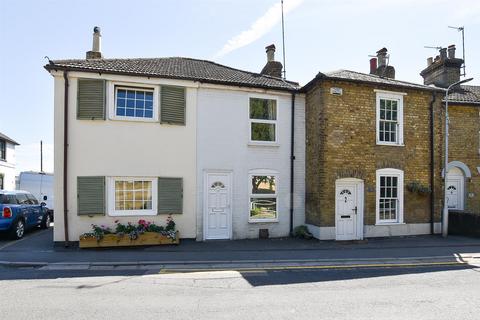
<box><xmin>158</xmin><ymin>177</ymin><xmax>183</xmax><ymax>214</ymax></box>
<box><xmin>77</xmin><ymin>79</ymin><xmax>106</xmax><ymax>120</ymax></box>
<box><xmin>160</xmin><ymin>86</ymin><xmax>186</xmax><ymax>125</ymax></box>
<box><xmin>77</xmin><ymin>176</ymin><xmax>105</xmax><ymax>215</ymax></box>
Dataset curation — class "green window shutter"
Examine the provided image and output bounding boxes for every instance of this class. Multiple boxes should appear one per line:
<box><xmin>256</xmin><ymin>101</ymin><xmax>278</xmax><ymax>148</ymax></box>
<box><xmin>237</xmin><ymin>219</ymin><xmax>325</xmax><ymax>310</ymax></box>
<box><xmin>77</xmin><ymin>79</ymin><xmax>106</xmax><ymax>120</ymax></box>
<box><xmin>77</xmin><ymin>176</ymin><xmax>105</xmax><ymax>215</ymax></box>
<box><xmin>161</xmin><ymin>86</ymin><xmax>186</xmax><ymax>125</ymax></box>
<box><xmin>158</xmin><ymin>177</ymin><xmax>183</xmax><ymax>214</ymax></box>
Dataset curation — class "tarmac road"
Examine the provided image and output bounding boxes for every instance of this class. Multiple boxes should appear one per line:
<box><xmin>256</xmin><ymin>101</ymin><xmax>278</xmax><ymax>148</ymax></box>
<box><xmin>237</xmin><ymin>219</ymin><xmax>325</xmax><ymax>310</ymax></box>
<box><xmin>0</xmin><ymin>263</ymin><xmax>479</xmax><ymax>320</ymax></box>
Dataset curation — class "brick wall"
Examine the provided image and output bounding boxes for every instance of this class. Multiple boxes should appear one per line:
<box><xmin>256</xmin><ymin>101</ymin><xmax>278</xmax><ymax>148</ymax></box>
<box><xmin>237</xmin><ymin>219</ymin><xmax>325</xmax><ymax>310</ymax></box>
<box><xmin>306</xmin><ymin>80</ymin><xmax>444</xmax><ymax>228</ymax></box>
<box><xmin>448</xmin><ymin>104</ymin><xmax>480</xmax><ymax>213</ymax></box>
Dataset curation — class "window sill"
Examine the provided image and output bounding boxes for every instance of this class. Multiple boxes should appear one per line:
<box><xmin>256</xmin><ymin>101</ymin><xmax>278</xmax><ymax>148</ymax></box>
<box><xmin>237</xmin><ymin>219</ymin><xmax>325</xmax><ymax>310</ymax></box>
<box><xmin>248</xmin><ymin>218</ymin><xmax>279</xmax><ymax>224</ymax></box>
<box><xmin>375</xmin><ymin>222</ymin><xmax>405</xmax><ymax>226</ymax></box>
<box><xmin>248</xmin><ymin>142</ymin><xmax>280</xmax><ymax>147</ymax></box>
<box><xmin>376</xmin><ymin>142</ymin><xmax>405</xmax><ymax>147</ymax></box>
<box><xmin>110</xmin><ymin>116</ymin><xmax>158</xmax><ymax>123</ymax></box>
<box><xmin>108</xmin><ymin>211</ymin><xmax>157</xmax><ymax>217</ymax></box>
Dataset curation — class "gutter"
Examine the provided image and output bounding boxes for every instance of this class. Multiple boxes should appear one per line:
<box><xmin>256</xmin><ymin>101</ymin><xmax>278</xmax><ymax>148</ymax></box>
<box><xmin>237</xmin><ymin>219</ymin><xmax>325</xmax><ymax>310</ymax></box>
<box><xmin>289</xmin><ymin>92</ymin><xmax>296</xmax><ymax>235</ymax></box>
<box><xmin>429</xmin><ymin>92</ymin><xmax>436</xmax><ymax>234</ymax></box>
<box><xmin>63</xmin><ymin>71</ymin><xmax>70</xmax><ymax>247</ymax></box>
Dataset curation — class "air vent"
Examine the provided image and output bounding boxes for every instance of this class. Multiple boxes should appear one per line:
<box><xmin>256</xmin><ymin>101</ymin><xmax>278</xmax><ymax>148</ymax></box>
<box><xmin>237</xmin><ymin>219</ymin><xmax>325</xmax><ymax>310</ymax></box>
<box><xmin>330</xmin><ymin>87</ymin><xmax>343</xmax><ymax>95</ymax></box>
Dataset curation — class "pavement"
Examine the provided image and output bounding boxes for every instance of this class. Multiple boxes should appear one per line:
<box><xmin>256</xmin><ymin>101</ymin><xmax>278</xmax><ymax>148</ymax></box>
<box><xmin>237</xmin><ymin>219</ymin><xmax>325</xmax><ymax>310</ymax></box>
<box><xmin>1</xmin><ymin>225</ymin><xmax>480</xmax><ymax>271</ymax></box>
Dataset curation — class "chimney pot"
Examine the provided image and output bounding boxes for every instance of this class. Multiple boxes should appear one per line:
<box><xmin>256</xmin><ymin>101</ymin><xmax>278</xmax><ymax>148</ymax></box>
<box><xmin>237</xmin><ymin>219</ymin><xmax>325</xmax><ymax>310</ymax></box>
<box><xmin>86</xmin><ymin>26</ymin><xmax>103</xmax><ymax>59</ymax></box>
<box><xmin>427</xmin><ymin>57</ymin><xmax>433</xmax><ymax>66</ymax></box>
<box><xmin>369</xmin><ymin>57</ymin><xmax>377</xmax><ymax>74</ymax></box>
<box><xmin>439</xmin><ymin>47</ymin><xmax>447</xmax><ymax>60</ymax></box>
<box><xmin>265</xmin><ymin>44</ymin><xmax>276</xmax><ymax>62</ymax></box>
<box><xmin>376</xmin><ymin>47</ymin><xmax>388</xmax><ymax>67</ymax></box>
<box><xmin>448</xmin><ymin>44</ymin><xmax>456</xmax><ymax>59</ymax></box>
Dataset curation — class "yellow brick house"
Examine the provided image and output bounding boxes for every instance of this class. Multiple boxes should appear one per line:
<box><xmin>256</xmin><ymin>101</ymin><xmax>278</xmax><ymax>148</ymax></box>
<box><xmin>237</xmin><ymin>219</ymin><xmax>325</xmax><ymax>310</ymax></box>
<box><xmin>420</xmin><ymin>46</ymin><xmax>480</xmax><ymax>215</ymax></box>
<box><xmin>302</xmin><ymin>48</ymin><xmax>446</xmax><ymax>240</ymax></box>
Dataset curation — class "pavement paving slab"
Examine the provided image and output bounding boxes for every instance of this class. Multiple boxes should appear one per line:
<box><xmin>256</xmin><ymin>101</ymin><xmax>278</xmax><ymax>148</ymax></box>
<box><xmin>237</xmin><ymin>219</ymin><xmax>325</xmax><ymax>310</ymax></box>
<box><xmin>1</xmin><ymin>228</ymin><xmax>480</xmax><ymax>270</ymax></box>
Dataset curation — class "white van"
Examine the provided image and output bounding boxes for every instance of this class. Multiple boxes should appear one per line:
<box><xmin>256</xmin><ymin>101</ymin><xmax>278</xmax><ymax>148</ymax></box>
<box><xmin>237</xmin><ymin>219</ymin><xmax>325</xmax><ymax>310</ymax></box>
<box><xmin>18</xmin><ymin>171</ymin><xmax>54</xmax><ymax>215</ymax></box>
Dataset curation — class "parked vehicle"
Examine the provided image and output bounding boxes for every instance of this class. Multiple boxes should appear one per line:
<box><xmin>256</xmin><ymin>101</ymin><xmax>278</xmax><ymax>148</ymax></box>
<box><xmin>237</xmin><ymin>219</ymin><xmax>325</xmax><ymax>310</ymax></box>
<box><xmin>18</xmin><ymin>171</ymin><xmax>54</xmax><ymax>218</ymax></box>
<box><xmin>0</xmin><ymin>190</ymin><xmax>51</xmax><ymax>239</ymax></box>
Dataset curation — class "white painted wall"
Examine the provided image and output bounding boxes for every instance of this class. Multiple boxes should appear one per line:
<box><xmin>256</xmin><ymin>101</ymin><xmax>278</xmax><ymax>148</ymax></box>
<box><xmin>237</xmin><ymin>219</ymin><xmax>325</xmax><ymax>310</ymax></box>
<box><xmin>306</xmin><ymin>223</ymin><xmax>442</xmax><ymax>240</ymax></box>
<box><xmin>0</xmin><ymin>142</ymin><xmax>17</xmax><ymax>190</ymax></box>
<box><xmin>51</xmin><ymin>71</ymin><xmax>197</xmax><ymax>242</ymax></box>
<box><xmin>196</xmin><ymin>87</ymin><xmax>305</xmax><ymax>239</ymax></box>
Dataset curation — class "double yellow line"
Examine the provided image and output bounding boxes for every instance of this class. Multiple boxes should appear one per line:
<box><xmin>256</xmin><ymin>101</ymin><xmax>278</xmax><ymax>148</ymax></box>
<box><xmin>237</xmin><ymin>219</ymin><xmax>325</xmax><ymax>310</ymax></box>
<box><xmin>159</xmin><ymin>260</ymin><xmax>469</xmax><ymax>274</ymax></box>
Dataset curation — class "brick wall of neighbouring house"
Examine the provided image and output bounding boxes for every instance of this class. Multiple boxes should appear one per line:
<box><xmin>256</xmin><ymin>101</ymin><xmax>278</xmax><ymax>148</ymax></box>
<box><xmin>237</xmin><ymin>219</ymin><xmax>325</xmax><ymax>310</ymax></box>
<box><xmin>448</xmin><ymin>104</ymin><xmax>480</xmax><ymax>214</ymax></box>
<box><xmin>305</xmin><ymin>80</ymin><xmax>445</xmax><ymax>228</ymax></box>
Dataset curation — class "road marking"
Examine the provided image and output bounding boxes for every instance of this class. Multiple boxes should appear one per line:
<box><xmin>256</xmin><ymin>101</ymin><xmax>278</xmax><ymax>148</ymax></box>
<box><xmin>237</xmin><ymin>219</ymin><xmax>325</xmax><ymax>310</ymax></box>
<box><xmin>0</xmin><ymin>228</ymin><xmax>50</xmax><ymax>251</ymax></box>
<box><xmin>158</xmin><ymin>261</ymin><xmax>469</xmax><ymax>274</ymax></box>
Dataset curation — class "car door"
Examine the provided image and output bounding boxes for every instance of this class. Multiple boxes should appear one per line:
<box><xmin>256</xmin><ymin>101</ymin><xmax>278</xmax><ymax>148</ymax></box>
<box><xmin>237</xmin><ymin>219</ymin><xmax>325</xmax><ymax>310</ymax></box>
<box><xmin>26</xmin><ymin>193</ymin><xmax>42</xmax><ymax>226</ymax></box>
<box><xmin>15</xmin><ymin>193</ymin><xmax>32</xmax><ymax>225</ymax></box>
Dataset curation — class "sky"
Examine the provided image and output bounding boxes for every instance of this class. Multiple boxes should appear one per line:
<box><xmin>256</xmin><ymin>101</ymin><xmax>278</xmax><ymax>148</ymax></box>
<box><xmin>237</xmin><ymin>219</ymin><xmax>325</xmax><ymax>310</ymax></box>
<box><xmin>0</xmin><ymin>0</ymin><xmax>479</xmax><ymax>175</ymax></box>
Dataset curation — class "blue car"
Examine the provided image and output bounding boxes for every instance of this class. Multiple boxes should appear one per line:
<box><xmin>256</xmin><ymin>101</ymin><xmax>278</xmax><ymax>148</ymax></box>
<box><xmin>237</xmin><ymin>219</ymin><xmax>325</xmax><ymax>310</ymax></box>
<box><xmin>0</xmin><ymin>190</ymin><xmax>51</xmax><ymax>239</ymax></box>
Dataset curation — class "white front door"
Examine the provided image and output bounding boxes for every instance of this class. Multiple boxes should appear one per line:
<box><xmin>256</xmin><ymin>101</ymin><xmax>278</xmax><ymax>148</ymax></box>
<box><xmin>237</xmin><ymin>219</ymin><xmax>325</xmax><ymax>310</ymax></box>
<box><xmin>204</xmin><ymin>172</ymin><xmax>231</xmax><ymax>240</ymax></box>
<box><xmin>335</xmin><ymin>180</ymin><xmax>363</xmax><ymax>240</ymax></box>
<box><xmin>446</xmin><ymin>176</ymin><xmax>464</xmax><ymax>210</ymax></box>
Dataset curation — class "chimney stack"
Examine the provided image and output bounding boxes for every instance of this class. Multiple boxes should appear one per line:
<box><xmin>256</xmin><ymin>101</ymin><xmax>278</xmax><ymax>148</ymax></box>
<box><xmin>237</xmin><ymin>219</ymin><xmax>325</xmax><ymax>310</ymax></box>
<box><xmin>86</xmin><ymin>26</ymin><xmax>103</xmax><ymax>59</ymax></box>
<box><xmin>372</xmin><ymin>48</ymin><xmax>395</xmax><ymax>79</ymax></box>
<box><xmin>420</xmin><ymin>45</ymin><xmax>463</xmax><ymax>88</ymax></box>
<box><xmin>260</xmin><ymin>44</ymin><xmax>283</xmax><ymax>78</ymax></box>
<box><xmin>369</xmin><ymin>57</ymin><xmax>377</xmax><ymax>74</ymax></box>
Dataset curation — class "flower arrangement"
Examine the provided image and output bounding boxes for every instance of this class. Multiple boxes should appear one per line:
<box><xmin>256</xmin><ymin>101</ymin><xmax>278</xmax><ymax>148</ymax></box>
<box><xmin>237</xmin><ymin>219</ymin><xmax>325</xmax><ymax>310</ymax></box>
<box><xmin>80</xmin><ymin>215</ymin><xmax>177</xmax><ymax>241</ymax></box>
<box><xmin>406</xmin><ymin>181</ymin><xmax>432</xmax><ymax>195</ymax></box>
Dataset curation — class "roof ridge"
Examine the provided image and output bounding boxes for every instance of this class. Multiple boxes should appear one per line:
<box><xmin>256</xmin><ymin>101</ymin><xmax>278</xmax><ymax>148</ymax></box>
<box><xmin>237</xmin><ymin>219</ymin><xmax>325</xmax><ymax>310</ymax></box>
<box><xmin>327</xmin><ymin>69</ymin><xmax>440</xmax><ymax>90</ymax></box>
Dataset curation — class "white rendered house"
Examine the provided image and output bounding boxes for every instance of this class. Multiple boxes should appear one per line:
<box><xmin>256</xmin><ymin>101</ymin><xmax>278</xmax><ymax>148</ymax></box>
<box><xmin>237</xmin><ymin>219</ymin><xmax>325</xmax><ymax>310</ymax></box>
<box><xmin>0</xmin><ymin>132</ymin><xmax>19</xmax><ymax>191</ymax></box>
<box><xmin>45</xmin><ymin>28</ymin><xmax>305</xmax><ymax>244</ymax></box>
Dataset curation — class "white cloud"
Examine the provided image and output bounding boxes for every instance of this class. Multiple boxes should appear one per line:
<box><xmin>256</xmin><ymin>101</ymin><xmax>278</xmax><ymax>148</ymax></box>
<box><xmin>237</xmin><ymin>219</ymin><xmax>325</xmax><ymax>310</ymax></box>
<box><xmin>15</xmin><ymin>142</ymin><xmax>54</xmax><ymax>175</ymax></box>
<box><xmin>213</xmin><ymin>0</ymin><xmax>304</xmax><ymax>59</ymax></box>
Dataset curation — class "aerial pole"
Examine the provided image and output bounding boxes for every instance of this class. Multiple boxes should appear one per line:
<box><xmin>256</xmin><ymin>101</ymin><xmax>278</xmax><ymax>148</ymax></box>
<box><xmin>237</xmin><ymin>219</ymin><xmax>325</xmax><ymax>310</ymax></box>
<box><xmin>40</xmin><ymin>140</ymin><xmax>43</xmax><ymax>173</ymax></box>
<box><xmin>281</xmin><ymin>0</ymin><xmax>286</xmax><ymax>79</ymax></box>
<box><xmin>448</xmin><ymin>26</ymin><xmax>466</xmax><ymax>76</ymax></box>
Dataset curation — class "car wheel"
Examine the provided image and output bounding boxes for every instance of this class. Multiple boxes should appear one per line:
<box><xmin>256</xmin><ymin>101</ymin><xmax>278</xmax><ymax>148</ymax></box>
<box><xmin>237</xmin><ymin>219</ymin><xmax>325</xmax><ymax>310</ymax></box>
<box><xmin>41</xmin><ymin>213</ymin><xmax>51</xmax><ymax>229</ymax></box>
<box><xmin>10</xmin><ymin>220</ymin><xmax>25</xmax><ymax>240</ymax></box>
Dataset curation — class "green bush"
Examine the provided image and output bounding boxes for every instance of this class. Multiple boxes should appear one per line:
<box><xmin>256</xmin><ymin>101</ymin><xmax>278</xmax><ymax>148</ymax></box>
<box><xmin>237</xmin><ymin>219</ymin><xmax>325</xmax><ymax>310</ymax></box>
<box><xmin>292</xmin><ymin>225</ymin><xmax>313</xmax><ymax>239</ymax></box>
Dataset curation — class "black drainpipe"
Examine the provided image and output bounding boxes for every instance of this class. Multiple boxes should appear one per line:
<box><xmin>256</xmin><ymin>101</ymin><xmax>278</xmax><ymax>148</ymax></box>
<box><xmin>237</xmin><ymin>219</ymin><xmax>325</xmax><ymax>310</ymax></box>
<box><xmin>63</xmin><ymin>70</ymin><xmax>70</xmax><ymax>247</ymax></box>
<box><xmin>429</xmin><ymin>91</ymin><xmax>436</xmax><ymax>235</ymax></box>
<box><xmin>289</xmin><ymin>91</ymin><xmax>296</xmax><ymax>235</ymax></box>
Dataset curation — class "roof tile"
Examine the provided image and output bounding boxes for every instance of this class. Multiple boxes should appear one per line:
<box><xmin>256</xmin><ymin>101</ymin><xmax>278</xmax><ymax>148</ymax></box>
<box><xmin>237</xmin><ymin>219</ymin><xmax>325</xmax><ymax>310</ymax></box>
<box><xmin>447</xmin><ymin>85</ymin><xmax>480</xmax><ymax>104</ymax></box>
<box><xmin>45</xmin><ymin>57</ymin><xmax>298</xmax><ymax>91</ymax></box>
<box><xmin>322</xmin><ymin>70</ymin><xmax>442</xmax><ymax>91</ymax></box>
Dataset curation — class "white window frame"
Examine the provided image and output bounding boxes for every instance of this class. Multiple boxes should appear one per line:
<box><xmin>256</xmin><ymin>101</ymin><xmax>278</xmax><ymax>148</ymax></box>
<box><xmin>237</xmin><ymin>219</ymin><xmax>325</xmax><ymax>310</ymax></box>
<box><xmin>376</xmin><ymin>168</ymin><xmax>404</xmax><ymax>225</ymax></box>
<box><xmin>0</xmin><ymin>139</ymin><xmax>6</xmax><ymax>161</ymax></box>
<box><xmin>108</xmin><ymin>81</ymin><xmax>160</xmax><ymax>122</ymax></box>
<box><xmin>107</xmin><ymin>177</ymin><xmax>158</xmax><ymax>216</ymax></box>
<box><xmin>375</xmin><ymin>91</ymin><xmax>405</xmax><ymax>146</ymax></box>
<box><xmin>248</xmin><ymin>96</ymin><xmax>279</xmax><ymax>145</ymax></box>
<box><xmin>248</xmin><ymin>170</ymin><xmax>279</xmax><ymax>223</ymax></box>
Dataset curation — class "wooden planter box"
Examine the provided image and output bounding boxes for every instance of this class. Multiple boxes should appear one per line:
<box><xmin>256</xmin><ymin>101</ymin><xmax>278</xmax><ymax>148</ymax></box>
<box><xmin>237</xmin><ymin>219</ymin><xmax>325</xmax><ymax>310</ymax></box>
<box><xmin>79</xmin><ymin>231</ymin><xmax>180</xmax><ymax>248</ymax></box>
